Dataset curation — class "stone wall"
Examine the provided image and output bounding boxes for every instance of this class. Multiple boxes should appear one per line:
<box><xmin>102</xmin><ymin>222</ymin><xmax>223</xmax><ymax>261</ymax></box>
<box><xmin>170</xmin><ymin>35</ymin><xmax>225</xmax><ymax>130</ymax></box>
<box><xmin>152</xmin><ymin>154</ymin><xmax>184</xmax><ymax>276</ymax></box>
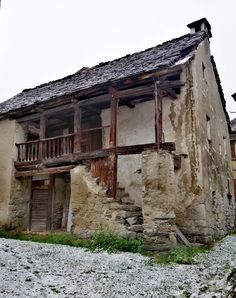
<box><xmin>70</xmin><ymin>165</ymin><xmax>143</xmax><ymax>239</ymax></box>
<box><xmin>142</xmin><ymin>150</ymin><xmax>177</xmax><ymax>251</ymax></box>
<box><xmin>184</xmin><ymin>39</ymin><xmax>235</xmax><ymax>241</ymax></box>
<box><xmin>53</xmin><ymin>175</ymin><xmax>66</xmax><ymax>230</ymax></box>
<box><xmin>0</xmin><ymin>119</ymin><xmax>31</xmax><ymax>229</ymax></box>
<box><xmin>8</xmin><ymin>177</ymin><xmax>31</xmax><ymax>229</ymax></box>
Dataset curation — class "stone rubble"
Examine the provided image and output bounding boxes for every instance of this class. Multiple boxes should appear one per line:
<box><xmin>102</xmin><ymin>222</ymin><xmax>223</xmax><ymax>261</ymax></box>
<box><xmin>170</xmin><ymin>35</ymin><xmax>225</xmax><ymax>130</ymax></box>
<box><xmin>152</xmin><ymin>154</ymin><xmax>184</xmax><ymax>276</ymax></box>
<box><xmin>0</xmin><ymin>235</ymin><xmax>236</xmax><ymax>297</ymax></box>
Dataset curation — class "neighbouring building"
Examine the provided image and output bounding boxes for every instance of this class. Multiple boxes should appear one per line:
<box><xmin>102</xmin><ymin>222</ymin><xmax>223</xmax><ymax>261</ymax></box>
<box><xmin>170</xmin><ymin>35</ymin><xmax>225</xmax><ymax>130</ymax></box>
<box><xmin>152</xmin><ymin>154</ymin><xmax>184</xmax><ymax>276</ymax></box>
<box><xmin>230</xmin><ymin>96</ymin><xmax>236</xmax><ymax>199</ymax></box>
<box><xmin>0</xmin><ymin>18</ymin><xmax>234</xmax><ymax>250</ymax></box>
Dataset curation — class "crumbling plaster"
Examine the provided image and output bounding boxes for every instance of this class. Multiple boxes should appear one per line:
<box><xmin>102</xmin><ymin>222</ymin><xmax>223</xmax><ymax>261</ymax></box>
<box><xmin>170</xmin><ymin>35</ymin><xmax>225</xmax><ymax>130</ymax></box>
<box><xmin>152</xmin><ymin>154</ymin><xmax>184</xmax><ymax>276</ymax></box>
<box><xmin>0</xmin><ymin>119</ymin><xmax>31</xmax><ymax>228</ymax></box>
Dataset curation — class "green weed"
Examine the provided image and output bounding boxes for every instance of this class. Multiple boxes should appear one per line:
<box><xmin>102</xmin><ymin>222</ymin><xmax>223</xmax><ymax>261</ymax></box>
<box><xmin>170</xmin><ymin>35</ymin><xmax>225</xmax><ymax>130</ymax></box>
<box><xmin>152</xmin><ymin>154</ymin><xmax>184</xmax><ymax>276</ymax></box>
<box><xmin>157</xmin><ymin>244</ymin><xmax>208</xmax><ymax>264</ymax></box>
<box><xmin>0</xmin><ymin>229</ymin><xmax>145</xmax><ymax>254</ymax></box>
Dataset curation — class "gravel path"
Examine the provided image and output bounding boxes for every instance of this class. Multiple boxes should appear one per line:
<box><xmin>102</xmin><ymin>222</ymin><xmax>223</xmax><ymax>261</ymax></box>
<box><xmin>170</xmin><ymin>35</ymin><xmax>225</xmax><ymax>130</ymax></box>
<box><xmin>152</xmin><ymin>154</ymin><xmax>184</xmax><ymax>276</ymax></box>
<box><xmin>0</xmin><ymin>236</ymin><xmax>236</xmax><ymax>297</ymax></box>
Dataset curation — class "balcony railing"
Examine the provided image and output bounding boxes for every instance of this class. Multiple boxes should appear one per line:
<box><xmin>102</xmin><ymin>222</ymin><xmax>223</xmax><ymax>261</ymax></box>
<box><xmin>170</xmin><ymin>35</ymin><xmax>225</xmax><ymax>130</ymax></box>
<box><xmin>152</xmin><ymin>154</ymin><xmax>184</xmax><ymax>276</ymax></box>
<box><xmin>16</xmin><ymin>134</ymin><xmax>75</xmax><ymax>162</ymax></box>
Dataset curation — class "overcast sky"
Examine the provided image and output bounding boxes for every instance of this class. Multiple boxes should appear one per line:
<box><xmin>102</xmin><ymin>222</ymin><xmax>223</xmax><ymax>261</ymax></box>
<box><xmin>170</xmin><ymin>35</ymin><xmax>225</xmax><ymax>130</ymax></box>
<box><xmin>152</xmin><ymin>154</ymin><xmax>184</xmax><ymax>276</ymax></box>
<box><xmin>0</xmin><ymin>0</ymin><xmax>235</xmax><ymax>119</ymax></box>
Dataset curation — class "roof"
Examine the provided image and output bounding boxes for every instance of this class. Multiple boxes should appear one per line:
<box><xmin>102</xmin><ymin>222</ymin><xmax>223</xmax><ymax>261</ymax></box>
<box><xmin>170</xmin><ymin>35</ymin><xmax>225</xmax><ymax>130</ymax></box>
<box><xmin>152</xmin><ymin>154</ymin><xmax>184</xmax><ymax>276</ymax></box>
<box><xmin>0</xmin><ymin>31</ymin><xmax>207</xmax><ymax>116</ymax></box>
<box><xmin>231</xmin><ymin>118</ymin><xmax>236</xmax><ymax>132</ymax></box>
<box><xmin>210</xmin><ymin>56</ymin><xmax>231</xmax><ymax>132</ymax></box>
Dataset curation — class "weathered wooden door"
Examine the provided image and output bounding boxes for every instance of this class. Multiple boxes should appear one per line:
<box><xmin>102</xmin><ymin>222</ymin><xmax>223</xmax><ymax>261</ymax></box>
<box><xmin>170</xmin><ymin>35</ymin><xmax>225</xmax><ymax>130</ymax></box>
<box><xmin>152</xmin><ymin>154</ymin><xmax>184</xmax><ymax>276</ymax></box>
<box><xmin>30</xmin><ymin>178</ymin><xmax>52</xmax><ymax>232</ymax></box>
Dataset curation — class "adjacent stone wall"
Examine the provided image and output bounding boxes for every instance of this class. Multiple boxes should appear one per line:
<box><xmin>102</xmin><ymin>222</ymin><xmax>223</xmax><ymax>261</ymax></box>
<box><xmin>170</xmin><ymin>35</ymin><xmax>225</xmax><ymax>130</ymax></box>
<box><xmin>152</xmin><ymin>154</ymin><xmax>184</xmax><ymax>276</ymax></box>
<box><xmin>142</xmin><ymin>150</ymin><xmax>177</xmax><ymax>251</ymax></box>
<box><xmin>0</xmin><ymin>119</ymin><xmax>15</xmax><ymax>226</ymax></box>
<box><xmin>8</xmin><ymin>177</ymin><xmax>31</xmax><ymax>229</ymax></box>
<box><xmin>0</xmin><ymin>119</ymin><xmax>31</xmax><ymax>229</ymax></box>
<box><xmin>53</xmin><ymin>175</ymin><xmax>66</xmax><ymax>230</ymax></box>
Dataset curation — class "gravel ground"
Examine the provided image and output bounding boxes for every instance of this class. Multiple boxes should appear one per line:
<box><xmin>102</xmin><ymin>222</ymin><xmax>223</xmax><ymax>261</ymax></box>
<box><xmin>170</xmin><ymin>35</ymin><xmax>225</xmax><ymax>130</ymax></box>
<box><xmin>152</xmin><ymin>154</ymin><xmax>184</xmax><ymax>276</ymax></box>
<box><xmin>0</xmin><ymin>236</ymin><xmax>236</xmax><ymax>298</ymax></box>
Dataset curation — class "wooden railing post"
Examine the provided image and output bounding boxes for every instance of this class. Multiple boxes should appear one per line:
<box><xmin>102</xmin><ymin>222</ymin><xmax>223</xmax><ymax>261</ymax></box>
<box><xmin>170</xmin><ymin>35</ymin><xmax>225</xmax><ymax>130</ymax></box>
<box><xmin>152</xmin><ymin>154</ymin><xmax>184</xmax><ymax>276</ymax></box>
<box><xmin>39</xmin><ymin>112</ymin><xmax>46</xmax><ymax>160</ymax></box>
<box><xmin>73</xmin><ymin>102</ymin><xmax>81</xmax><ymax>153</ymax></box>
<box><xmin>154</xmin><ymin>81</ymin><xmax>163</xmax><ymax>149</ymax></box>
<box><xmin>108</xmin><ymin>87</ymin><xmax>118</xmax><ymax>198</ymax></box>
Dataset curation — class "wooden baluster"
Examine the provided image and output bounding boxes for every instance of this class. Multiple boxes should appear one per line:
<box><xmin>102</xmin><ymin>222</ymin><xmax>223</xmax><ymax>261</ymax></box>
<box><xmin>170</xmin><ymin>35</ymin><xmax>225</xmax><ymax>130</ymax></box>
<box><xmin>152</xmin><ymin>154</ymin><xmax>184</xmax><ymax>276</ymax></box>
<box><xmin>34</xmin><ymin>142</ymin><xmax>37</xmax><ymax>160</ymax></box>
<box><xmin>17</xmin><ymin>145</ymin><xmax>20</xmax><ymax>162</ymax></box>
<box><xmin>58</xmin><ymin>138</ymin><xmax>60</xmax><ymax>157</ymax></box>
<box><xmin>52</xmin><ymin>139</ymin><xmax>55</xmax><ymax>159</ymax></box>
<box><xmin>30</xmin><ymin>143</ymin><xmax>33</xmax><ymax>161</ymax></box>
<box><xmin>47</xmin><ymin>140</ymin><xmax>49</xmax><ymax>159</ymax></box>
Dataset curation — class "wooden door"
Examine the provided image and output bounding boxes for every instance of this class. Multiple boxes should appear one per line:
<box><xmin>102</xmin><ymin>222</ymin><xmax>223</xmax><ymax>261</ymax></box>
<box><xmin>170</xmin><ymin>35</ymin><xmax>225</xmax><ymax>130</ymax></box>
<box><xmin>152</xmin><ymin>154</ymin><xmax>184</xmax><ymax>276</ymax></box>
<box><xmin>30</xmin><ymin>178</ymin><xmax>52</xmax><ymax>232</ymax></box>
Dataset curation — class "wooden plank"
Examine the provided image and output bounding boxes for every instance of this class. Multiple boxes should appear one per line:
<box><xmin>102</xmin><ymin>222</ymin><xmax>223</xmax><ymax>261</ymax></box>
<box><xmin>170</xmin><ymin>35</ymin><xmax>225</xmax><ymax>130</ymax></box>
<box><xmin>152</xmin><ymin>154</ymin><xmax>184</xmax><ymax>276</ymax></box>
<box><xmin>174</xmin><ymin>224</ymin><xmax>191</xmax><ymax>247</ymax></box>
<box><xmin>82</xmin><ymin>125</ymin><xmax>110</xmax><ymax>133</ymax></box>
<box><xmin>30</xmin><ymin>188</ymin><xmax>49</xmax><ymax>232</ymax></box>
<box><xmin>78</xmin><ymin>85</ymin><xmax>154</xmax><ymax>108</ymax></box>
<box><xmin>15</xmin><ymin>165</ymin><xmax>75</xmax><ymax>177</ymax></box>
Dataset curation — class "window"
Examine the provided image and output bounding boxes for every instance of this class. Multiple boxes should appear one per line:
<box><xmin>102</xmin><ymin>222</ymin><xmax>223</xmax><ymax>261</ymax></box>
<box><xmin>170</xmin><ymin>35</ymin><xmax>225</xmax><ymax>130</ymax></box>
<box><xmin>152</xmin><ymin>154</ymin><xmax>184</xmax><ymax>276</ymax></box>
<box><xmin>206</xmin><ymin>115</ymin><xmax>211</xmax><ymax>142</ymax></box>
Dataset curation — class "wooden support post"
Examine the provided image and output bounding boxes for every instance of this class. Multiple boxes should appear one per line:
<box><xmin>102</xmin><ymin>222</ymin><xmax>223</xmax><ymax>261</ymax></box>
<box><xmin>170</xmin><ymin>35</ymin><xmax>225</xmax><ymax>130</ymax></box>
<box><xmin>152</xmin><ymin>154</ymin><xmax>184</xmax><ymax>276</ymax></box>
<box><xmin>39</xmin><ymin>112</ymin><xmax>46</xmax><ymax>159</ymax></box>
<box><xmin>154</xmin><ymin>82</ymin><xmax>163</xmax><ymax>149</ymax></box>
<box><xmin>74</xmin><ymin>102</ymin><xmax>81</xmax><ymax>153</ymax></box>
<box><xmin>108</xmin><ymin>88</ymin><xmax>118</xmax><ymax>198</ymax></box>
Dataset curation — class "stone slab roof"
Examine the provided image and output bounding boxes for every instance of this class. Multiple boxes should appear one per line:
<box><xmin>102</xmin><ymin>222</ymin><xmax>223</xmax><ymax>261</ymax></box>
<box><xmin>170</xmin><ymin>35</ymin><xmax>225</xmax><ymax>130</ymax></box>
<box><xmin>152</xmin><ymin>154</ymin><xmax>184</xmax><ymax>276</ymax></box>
<box><xmin>0</xmin><ymin>31</ymin><xmax>206</xmax><ymax>115</ymax></box>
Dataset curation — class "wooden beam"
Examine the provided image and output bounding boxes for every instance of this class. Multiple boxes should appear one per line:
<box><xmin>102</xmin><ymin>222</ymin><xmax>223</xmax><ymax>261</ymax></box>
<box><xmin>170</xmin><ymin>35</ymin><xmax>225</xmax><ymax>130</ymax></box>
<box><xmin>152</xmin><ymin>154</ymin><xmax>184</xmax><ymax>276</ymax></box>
<box><xmin>28</xmin><ymin>125</ymin><xmax>40</xmax><ymax>136</ymax></box>
<box><xmin>39</xmin><ymin>112</ymin><xmax>46</xmax><ymax>159</ymax></box>
<box><xmin>17</xmin><ymin>113</ymin><xmax>40</xmax><ymax>123</ymax></box>
<box><xmin>108</xmin><ymin>87</ymin><xmax>118</xmax><ymax>198</ymax></box>
<box><xmin>79</xmin><ymin>85</ymin><xmax>154</xmax><ymax>107</ymax></box>
<box><xmin>15</xmin><ymin>165</ymin><xmax>75</xmax><ymax>177</ymax></box>
<box><xmin>154</xmin><ymin>82</ymin><xmax>163</xmax><ymax>149</ymax></box>
<box><xmin>74</xmin><ymin>103</ymin><xmax>81</xmax><ymax>153</ymax></box>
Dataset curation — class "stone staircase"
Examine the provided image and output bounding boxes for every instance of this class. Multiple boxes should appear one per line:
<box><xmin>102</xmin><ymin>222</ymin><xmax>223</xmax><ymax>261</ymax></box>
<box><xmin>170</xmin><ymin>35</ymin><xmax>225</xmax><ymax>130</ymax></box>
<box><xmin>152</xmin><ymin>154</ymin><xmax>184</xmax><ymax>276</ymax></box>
<box><xmin>103</xmin><ymin>185</ymin><xmax>144</xmax><ymax>238</ymax></box>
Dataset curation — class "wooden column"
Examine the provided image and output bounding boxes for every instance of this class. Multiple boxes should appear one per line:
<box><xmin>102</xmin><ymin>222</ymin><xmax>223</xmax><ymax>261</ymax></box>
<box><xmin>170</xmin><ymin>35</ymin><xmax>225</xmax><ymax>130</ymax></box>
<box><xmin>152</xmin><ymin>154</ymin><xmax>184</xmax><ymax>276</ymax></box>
<box><xmin>108</xmin><ymin>88</ymin><xmax>118</xmax><ymax>198</ymax></box>
<box><xmin>74</xmin><ymin>102</ymin><xmax>81</xmax><ymax>153</ymax></box>
<box><xmin>154</xmin><ymin>82</ymin><xmax>163</xmax><ymax>149</ymax></box>
<box><xmin>39</xmin><ymin>112</ymin><xmax>46</xmax><ymax>159</ymax></box>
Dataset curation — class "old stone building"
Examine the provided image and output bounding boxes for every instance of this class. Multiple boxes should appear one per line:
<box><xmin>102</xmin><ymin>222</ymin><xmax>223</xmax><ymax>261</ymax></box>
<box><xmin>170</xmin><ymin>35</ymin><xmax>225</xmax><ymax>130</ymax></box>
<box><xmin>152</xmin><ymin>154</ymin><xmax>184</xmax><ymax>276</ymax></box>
<box><xmin>0</xmin><ymin>18</ymin><xmax>234</xmax><ymax>250</ymax></box>
<box><xmin>230</xmin><ymin>101</ymin><xmax>236</xmax><ymax>199</ymax></box>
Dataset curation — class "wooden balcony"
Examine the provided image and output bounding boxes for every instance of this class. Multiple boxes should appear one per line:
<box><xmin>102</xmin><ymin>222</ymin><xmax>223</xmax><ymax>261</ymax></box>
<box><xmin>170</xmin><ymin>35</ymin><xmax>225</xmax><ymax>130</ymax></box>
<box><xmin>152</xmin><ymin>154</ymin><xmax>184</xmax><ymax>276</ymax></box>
<box><xmin>16</xmin><ymin>133</ymin><xmax>75</xmax><ymax>163</ymax></box>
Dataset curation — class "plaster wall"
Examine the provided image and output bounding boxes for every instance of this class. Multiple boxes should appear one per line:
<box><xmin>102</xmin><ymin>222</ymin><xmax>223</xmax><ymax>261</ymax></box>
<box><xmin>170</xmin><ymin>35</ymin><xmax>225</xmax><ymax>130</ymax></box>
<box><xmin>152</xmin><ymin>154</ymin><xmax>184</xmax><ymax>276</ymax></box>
<box><xmin>0</xmin><ymin>119</ymin><xmax>18</xmax><ymax>226</ymax></box>
<box><xmin>0</xmin><ymin>118</ymin><xmax>31</xmax><ymax>228</ymax></box>
<box><xmin>189</xmin><ymin>39</ymin><xmax>235</xmax><ymax>239</ymax></box>
<box><xmin>158</xmin><ymin>39</ymin><xmax>234</xmax><ymax>242</ymax></box>
<box><xmin>70</xmin><ymin>166</ymin><xmax>128</xmax><ymax>238</ymax></box>
<box><xmin>101</xmin><ymin>100</ymin><xmax>154</xmax><ymax>205</ymax></box>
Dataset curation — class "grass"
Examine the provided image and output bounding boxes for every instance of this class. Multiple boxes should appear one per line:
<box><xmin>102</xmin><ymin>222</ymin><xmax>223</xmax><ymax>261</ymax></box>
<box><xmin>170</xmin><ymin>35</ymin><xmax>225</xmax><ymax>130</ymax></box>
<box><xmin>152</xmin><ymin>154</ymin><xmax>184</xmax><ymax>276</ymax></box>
<box><xmin>0</xmin><ymin>229</ymin><xmax>209</xmax><ymax>262</ymax></box>
<box><xmin>0</xmin><ymin>228</ymin><xmax>145</xmax><ymax>255</ymax></box>
<box><xmin>157</xmin><ymin>244</ymin><xmax>208</xmax><ymax>264</ymax></box>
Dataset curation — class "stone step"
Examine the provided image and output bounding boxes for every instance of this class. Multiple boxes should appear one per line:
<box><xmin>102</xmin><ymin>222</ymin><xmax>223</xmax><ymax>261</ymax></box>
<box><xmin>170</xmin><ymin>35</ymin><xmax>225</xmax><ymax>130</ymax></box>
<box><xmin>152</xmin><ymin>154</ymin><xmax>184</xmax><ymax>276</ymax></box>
<box><xmin>121</xmin><ymin>195</ymin><xmax>135</xmax><ymax>205</ymax></box>
<box><xmin>129</xmin><ymin>224</ymin><xmax>143</xmax><ymax>233</ymax></box>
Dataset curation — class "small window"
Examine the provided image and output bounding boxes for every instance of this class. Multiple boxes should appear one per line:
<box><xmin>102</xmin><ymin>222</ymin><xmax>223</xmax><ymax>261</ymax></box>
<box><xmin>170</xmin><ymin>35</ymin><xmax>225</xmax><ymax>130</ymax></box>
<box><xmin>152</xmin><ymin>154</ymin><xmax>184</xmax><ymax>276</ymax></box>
<box><xmin>227</xmin><ymin>179</ymin><xmax>232</xmax><ymax>205</ymax></box>
<box><xmin>231</xmin><ymin>140</ymin><xmax>236</xmax><ymax>158</ymax></box>
<box><xmin>206</xmin><ymin>115</ymin><xmax>211</xmax><ymax>142</ymax></box>
<box><xmin>202</xmin><ymin>62</ymin><xmax>206</xmax><ymax>82</ymax></box>
<box><xmin>223</xmin><ymin>137</ymin><xmax>227</xmax><ymax>156</ymax></box>
<box><xmin>219</xmin><ymin>143</ymin><xmax>222</xmax><ymax>155</ymax></box>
